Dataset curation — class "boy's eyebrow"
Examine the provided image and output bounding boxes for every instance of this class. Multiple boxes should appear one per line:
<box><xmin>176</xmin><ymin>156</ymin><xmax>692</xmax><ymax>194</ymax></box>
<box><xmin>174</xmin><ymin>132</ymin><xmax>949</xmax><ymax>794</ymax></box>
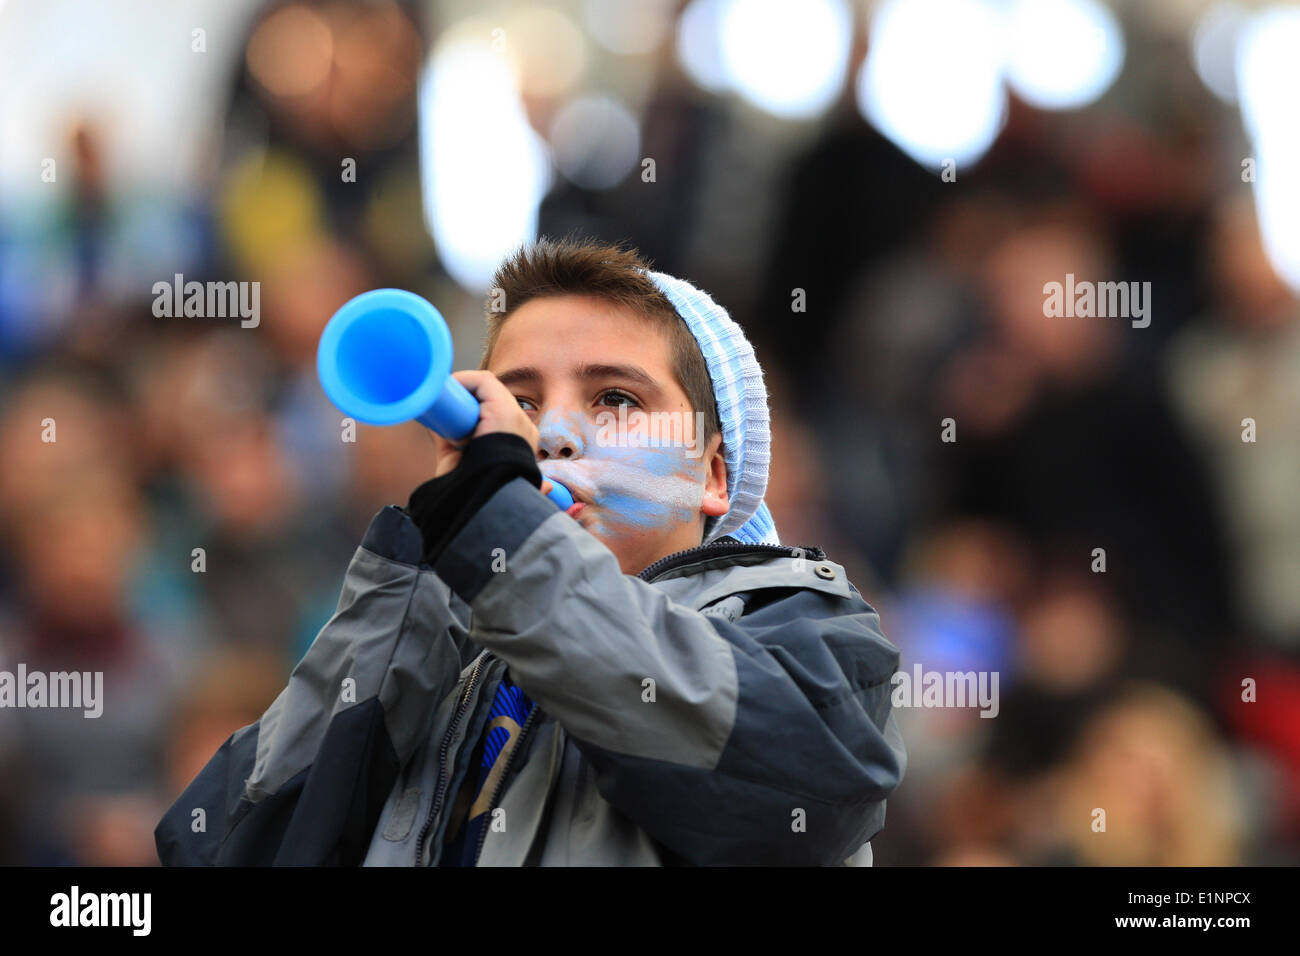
<box><xmin>495</xmin><ymin>366</ymin><xmax>543</xmax><ymax>389</ymax></box>
<box><xmin>495</xmin><ymin>364</ymin><xmax>663</xmax><ymax>393</ymax></box>
<box><xmin>577</xmin><ymin>364</ymin><xmax>661</xmax><ymax>392</ymax></box>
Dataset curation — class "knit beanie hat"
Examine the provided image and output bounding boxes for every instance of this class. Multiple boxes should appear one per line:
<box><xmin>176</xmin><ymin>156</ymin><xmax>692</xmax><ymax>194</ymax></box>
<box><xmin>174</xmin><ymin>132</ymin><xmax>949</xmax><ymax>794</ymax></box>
<box><xmin>645</xmin><ymin>270</ymin><xmax>780</xmax><ymax>546</ymax></box>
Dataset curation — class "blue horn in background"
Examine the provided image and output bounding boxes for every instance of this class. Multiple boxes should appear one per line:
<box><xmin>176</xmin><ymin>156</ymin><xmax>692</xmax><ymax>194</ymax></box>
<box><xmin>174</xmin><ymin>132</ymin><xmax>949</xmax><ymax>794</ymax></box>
<box><xmin>317</xmin><ymin>288</ymin><xmax>574</xmax><ymax>510</ymax></box>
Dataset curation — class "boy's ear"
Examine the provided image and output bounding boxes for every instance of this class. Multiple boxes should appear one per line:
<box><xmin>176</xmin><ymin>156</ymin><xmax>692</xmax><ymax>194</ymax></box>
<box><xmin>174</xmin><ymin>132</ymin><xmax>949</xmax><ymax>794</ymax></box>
<box><xmin>701</xmin><ymin>432</ymin><xmax>729</xmax><ymax>518</ymax></box>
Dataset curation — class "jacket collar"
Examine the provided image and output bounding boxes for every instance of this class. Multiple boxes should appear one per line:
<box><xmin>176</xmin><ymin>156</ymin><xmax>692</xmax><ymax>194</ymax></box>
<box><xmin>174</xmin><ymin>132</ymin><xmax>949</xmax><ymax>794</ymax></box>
<box><xmin>636</xmin><ymin>538</ymin><xmax>825</xmax><ymax>584</ymax></box>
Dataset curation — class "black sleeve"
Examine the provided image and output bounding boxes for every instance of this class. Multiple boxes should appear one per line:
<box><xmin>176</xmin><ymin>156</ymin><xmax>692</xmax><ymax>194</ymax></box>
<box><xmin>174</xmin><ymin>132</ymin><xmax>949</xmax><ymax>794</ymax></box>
<box><xmin>405</xmin><ymin>432</ymin><xmax>544</xmax><ymax>565</ymax></box>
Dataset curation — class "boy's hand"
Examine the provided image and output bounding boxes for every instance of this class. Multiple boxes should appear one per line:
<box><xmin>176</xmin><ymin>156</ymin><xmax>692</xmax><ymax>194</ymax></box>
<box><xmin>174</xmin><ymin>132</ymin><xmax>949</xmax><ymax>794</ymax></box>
<box><xmin>431</xmin><ymin>370</ymin><xmax>554</xmax><ymax>496</ymax></box>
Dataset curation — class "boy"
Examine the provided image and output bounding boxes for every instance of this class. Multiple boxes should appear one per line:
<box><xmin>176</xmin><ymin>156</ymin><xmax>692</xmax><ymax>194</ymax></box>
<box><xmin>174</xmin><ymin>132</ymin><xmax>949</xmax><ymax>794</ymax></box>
<box><xmin>155</xmin><ymin>239</ymin><xmax>906</xmax><ymax>866</ymax></box>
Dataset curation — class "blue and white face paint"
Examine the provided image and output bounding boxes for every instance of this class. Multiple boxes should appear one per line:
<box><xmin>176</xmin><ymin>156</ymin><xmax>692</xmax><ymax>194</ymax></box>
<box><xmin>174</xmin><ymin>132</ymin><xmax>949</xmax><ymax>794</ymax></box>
<box><xmin>535</xmin><ymin>407</ymin><xmax>711</xmax><ymax>542</ymax></box>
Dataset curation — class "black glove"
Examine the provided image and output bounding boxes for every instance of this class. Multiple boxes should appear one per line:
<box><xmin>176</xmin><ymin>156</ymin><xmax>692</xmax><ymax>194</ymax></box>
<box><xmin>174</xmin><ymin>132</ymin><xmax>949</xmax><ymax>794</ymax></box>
<box><xmin>405</xmin><ymin>432</ymin><xmax>544</xmax><ymax>565</ymax></box>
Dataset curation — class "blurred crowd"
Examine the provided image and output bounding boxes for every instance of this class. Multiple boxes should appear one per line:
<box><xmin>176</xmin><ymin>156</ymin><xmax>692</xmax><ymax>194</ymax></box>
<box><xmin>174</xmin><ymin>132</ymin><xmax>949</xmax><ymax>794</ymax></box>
<box><xmin>0</xmin><ymin>0</ymin><xmax>1297</xmax><ymax>866</ymax></box>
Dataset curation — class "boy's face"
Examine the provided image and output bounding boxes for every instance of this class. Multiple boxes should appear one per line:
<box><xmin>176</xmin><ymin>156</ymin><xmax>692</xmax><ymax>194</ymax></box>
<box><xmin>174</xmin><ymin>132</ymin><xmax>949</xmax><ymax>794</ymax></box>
<box><xmin>487</xmin><ymin>294</ymin><xmax>729</xmax><ymax>575</ymax></box>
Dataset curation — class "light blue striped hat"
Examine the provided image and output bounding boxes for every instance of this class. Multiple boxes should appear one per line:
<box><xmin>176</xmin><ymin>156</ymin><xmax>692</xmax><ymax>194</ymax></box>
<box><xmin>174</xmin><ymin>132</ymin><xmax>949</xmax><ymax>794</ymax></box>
<box><xmin>646</xmin><ymin>270</ymin><xmax>779</xmax><ymax>546</ymax></box>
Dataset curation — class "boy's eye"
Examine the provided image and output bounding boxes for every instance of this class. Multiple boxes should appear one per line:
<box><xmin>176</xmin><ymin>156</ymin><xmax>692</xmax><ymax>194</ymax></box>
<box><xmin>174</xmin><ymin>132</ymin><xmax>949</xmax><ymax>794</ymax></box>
<box><xmin>516</xmin><ymin>396</ymin><xmax>537</xmax><ymax>412</ymax></box>
<box><xmin>598</xmin><ymin>389</ymin><xmax>638</xmax><ymax>408</ymax></box>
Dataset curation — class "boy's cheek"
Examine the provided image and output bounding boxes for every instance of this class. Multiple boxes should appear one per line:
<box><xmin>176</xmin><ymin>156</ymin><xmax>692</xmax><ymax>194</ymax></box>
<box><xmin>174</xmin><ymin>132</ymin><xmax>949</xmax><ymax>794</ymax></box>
<box><xmin>543</xmin><ymin>444</ymin><xmax>711</xmax><ymax>542</ymax></box>
<box><xmin>578</xmin><ymin>479</ymin><xmax>702</xmax><ymax>539</ymax></box>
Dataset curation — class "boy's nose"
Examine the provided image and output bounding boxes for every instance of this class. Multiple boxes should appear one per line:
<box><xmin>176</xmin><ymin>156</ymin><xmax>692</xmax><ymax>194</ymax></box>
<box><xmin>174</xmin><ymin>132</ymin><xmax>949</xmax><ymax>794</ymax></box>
<box><xmin>536</xmin><ymin>411</ymin><xmax>585</xmax><ymax>461</ymax></box>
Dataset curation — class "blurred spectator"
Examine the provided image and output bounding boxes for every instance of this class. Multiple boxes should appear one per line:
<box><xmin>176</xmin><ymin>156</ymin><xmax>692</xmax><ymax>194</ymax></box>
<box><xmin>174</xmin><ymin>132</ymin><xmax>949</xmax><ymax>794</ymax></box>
<box><xmin>162</xmin><ymin>645</ymin><xmax>288</xmax><ymax>804</ymax></box>
<box><xmin>937</xmin><ymin>214</ymin><xmax>1240</xmax><ymax>705</ymax></box>
<box><xmin>0</xmin><ymin>369</ymin><xmax>198</xmax><ymax>863</ymax></box>
<box><xmin>1049</xmin><ymin>682</ymin><xmax>1246</xmax><ymax>866</ymax></box>
<box><xmin>1167</xmin><ymin>195</ymin><xmax>1300</xmax><ymax>651</ymax></box>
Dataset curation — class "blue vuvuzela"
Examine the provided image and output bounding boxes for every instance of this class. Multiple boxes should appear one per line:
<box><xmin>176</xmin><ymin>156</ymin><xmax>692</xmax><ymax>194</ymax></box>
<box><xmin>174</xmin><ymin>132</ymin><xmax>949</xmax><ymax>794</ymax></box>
<box><xmin>316</xmin><ymin>288</ymin><xmax>574</xmax><ymax>510</ymax></box>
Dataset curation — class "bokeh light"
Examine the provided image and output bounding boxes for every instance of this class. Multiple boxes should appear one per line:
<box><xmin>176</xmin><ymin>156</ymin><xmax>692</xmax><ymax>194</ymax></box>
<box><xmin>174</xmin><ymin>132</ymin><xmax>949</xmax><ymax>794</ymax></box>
<box><xmin>1237</xmin><ymin>5</ymin><xmax>1300</xmax><ymax>294</ymax></box>
<box><xmin>857</xmin><ymin>0</ymin><xmax>1007</xmax><ymax>169</ymax></box>
<box><xmin>502</xmin><ymin>5</ymin><xmax>587</xmax><ymax>99</ymax></box>
<box><xmin>582</xmin><ymin>0</ymin><xmax>676</xmax><ymax>56</ymax></box>
<box><xmin>1193</xmin><ymin>1</ymin><xmax>1248</xmax><ymax>103</ymax></box>
<box><xmin>717</xmin><ymin>0</ymin><xmax>852</xmax><ymax>120</ymax></box>
<box><xmin>245</xmin><ymin>4</ymin><xmax>333</xmax><ymax>100</ymax></box>
<box><xmin>549</xmin><ymin>94</ymin><xmax>641</xmax><ymax>190</ymax></box>
<box><xmin>1003</xmin><ymin>0</ymin><xmax>1124</xmax><ymax>110</ymax></box>
<box><xmin>420</xmin><ymin>29</ymin><xmax>550</xmax><ymax>290</ymax></box>
<box><xmin>676</xmin><ymin>0</ymin><xmax>730</xmax><ymax>93</ymax></box>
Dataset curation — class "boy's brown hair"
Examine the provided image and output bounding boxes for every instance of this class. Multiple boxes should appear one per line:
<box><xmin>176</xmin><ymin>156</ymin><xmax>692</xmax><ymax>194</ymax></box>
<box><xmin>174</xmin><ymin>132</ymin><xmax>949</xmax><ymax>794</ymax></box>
<box><xmin>480</xmin><ymin>238</ymin><xmax>721</xmax><ymax>446</ymax></box>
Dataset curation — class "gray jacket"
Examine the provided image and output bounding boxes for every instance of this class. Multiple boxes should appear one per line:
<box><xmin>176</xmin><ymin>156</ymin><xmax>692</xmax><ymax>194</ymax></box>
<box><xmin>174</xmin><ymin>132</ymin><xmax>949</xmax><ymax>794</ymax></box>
<box><xmin>155</xmin><ymin>477</ymin><xmax>906</xmax><ymax>866</ymax></box>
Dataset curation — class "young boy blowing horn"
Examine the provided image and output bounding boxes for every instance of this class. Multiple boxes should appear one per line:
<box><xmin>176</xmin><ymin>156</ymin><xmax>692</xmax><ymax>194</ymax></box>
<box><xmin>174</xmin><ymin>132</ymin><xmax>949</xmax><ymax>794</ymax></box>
<box><xmin>156</xmin><ymin>239</ymin><xmax>907</xmax><ymax>867</ymax></box>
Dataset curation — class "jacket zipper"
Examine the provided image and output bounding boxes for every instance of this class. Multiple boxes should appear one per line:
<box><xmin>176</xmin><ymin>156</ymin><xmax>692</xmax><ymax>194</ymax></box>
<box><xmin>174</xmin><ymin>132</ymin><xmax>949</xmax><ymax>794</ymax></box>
<box><xmin>415</xmin><ymin>650</ymin><xmax>490</xmax><ymax>866</ymax></box>
<box><xmin>470</xmin><ymin>702</ymin><xmax>541</xmax><ymax>866</ymax></box>
<box><xmin>636</xmin><ymin>539</ymin><xmax>824</xmax><ymax>584</ymax></box>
